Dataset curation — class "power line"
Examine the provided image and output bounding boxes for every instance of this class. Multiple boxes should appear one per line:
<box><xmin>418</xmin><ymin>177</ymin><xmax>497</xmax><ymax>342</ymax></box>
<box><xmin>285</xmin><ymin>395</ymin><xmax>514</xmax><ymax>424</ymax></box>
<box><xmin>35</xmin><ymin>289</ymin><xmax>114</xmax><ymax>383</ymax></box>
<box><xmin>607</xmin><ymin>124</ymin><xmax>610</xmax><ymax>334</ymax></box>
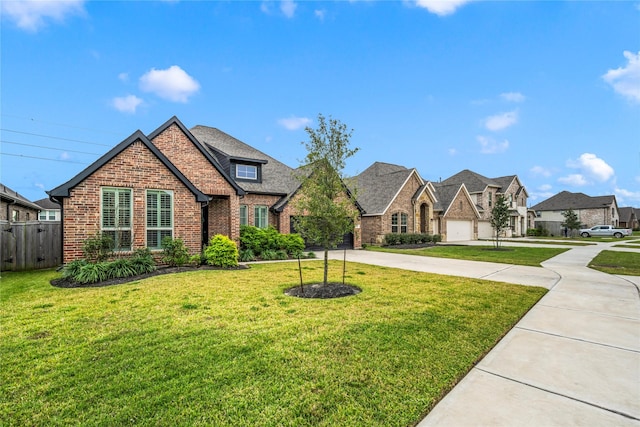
<box><xmin>0</xmin><ymin>113</ymin><xmax>121</xmax><ymax>135</ymax></box>
<box><xmin>1</xmin><ymin>140</ymin><xmax>101</xmax><ymax>156</ymax></box>
<box><xmin>0</xmin><ymin>152</ymin><xmax>89</xmax><ymax>165</ymax></box>
<box><xmin>0</xmin><ymin>128</ymin><xmax>111</xmax><ymax>147</ymax></box>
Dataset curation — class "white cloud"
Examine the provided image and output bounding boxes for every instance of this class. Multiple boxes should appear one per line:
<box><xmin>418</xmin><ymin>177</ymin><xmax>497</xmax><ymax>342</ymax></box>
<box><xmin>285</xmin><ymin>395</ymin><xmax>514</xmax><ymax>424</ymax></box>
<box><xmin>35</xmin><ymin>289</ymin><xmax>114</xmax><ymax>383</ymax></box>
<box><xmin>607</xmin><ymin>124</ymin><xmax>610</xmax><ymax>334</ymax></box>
<box><xmin>477</xmin><ymin>135</ymin><xmax>509</xmax><ymax>154</ymax></box>
<box><xmin>538</xmin><ymin>184</ymin><xmax>552</xmax><ymax>191</ymax></box>
<box><xmin>558</xmin><ymin>174</ymin><xmax>588</xmax><ymax>186</ymax></box>
<box><xmin>112</xmin><ymin>95</ymin><xmax>143</xmax><ymax>114</ymax></box>
<box><xmin>414</xmin><ymin>0</ymin><xmax>472</xmax><ymax>16</ymax></box>
<box><xmin>139</xmin><ymin>65</ymin><xmax>200</xmax><ymax>103</ymax></box>
<box><xmin>602</xmin><ymin>50</ymin><xmax>640</xmax><ymax>103</ymax></box>
<box><xmin>566</xmin><ymin>153</ymin><xmax>615</xmax><ymax>183</ymax></box>
<box><xmin>484</xmin><ymin>110</ymin><xmax>518</xmax><ymax>131</ymax></box>
<box><xmin>448</xmin><ymin>148</ymin><xmax>458</xmax><ymax>156</ymax></box>
<box><xmin>280</xmin><ymin>0</ymin><xmax>297</xmax><ymax>18</ymax></box>
<box><xmin>118</xmin><ymin>72</ymin><xmax>129</xmax><ymax>82</ymax></box>
<box><xmin>500</xmin><ymin>92</ymin><xmax>526</xmax><ymax>103</ymax></box>
<box><xmin>278</xmin><ymin>116</ymin><xmax>311</xmax><ymax>130</ymax></box>
<box><xmin>530</xmin><ymin>165</ymin><xmax>552</xmax><ymax>178</ymax></box>
<box><xmin>615</xmin><ymin>187</ymin><xmax>640</xmax><ymax>203</ymax></box>
<box><xmin>1</xmin><ymin>0</ymin><xmax>85</xmax><ymax>32</ymax></box>
<box><xmin>60</xmin><ymin>152</ymin><xmax>71</xmax><ymax>161</ymax></box>
<box><xmin>314</xmin><ymin>9</ymin><xmax>326</xmax><ymax>21</ymax></box>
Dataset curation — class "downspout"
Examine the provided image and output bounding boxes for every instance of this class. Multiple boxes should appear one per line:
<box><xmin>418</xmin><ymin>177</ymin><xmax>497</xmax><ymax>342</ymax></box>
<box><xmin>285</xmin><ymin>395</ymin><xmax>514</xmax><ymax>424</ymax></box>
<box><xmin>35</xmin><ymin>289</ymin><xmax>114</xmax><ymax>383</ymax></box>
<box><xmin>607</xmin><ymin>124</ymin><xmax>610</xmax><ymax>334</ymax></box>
<box><xmin>49</xmin><ymin>195</ymin><xmax>64</xmax><ymax>266</ymax></box>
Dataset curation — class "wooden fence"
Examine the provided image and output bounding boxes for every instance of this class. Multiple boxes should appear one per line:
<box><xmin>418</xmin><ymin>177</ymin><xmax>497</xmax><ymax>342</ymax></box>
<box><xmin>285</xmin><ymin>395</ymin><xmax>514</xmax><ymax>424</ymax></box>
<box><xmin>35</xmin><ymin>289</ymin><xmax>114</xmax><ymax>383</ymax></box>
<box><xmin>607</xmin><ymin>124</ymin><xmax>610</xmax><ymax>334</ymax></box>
<box><xmin>1</xmin><ymin>221</ymin><xmax>62</xmax><ymax>271</ymax></box>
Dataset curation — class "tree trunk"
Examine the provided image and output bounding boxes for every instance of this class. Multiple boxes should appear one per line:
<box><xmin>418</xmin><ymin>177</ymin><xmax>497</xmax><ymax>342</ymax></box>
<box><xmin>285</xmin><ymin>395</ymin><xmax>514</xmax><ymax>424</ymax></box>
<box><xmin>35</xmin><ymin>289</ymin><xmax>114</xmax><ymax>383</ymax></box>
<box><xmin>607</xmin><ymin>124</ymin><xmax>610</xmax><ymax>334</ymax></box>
<box><xmin>323</xmin><ymin>249</ymin><xmax>329</xmax><ymax>285</ymax></box>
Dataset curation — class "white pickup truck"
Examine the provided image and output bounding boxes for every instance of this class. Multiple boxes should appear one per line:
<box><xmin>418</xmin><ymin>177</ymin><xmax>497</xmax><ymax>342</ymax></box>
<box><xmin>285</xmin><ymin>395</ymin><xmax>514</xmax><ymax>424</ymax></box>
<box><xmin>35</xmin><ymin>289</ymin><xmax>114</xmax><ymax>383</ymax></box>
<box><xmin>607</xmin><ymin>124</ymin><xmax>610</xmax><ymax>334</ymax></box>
<box><xmin>579</xmin><ymin>225</ymin><xmax>632</xmax><ymax>238</ymax></box>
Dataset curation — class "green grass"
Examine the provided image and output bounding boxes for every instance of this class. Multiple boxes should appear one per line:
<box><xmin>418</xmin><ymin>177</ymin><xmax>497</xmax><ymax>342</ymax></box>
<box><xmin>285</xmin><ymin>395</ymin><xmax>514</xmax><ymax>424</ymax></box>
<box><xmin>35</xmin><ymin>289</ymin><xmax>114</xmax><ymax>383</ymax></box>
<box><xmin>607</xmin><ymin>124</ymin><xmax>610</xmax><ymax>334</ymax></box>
<box><xmin>367</xmin><ymin>245</ymin><xmax>569</xmax><ymax>267</ymax></box>
<box><xmin>588</xmin><ymin>250</ymin><xmax>640</xmax><ymax>276</ymax></box>
<box><xmin>0</xmin><ymin>262</ymin><xmax>546</xmax><ymax>426</ymax></box>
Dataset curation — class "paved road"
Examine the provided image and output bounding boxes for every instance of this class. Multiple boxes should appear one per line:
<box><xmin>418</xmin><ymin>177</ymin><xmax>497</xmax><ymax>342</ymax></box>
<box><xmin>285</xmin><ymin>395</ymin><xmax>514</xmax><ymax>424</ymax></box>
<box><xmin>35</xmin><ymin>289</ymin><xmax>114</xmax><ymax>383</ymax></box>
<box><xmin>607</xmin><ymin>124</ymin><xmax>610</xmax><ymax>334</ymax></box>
<box><xmin>327</xmin><ymin>240</ymin><xmax>640</xmax><ymax>426</ymax></box>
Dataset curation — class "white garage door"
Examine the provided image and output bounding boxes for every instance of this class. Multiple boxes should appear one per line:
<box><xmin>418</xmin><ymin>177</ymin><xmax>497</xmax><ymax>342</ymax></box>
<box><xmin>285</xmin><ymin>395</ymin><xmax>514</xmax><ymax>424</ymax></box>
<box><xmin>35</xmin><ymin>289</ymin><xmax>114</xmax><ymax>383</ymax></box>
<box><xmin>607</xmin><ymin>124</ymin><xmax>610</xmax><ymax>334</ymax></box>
<box><xmin>478</xmin><ymin>221</ymin><xmax>493</xmax><ymax>239</ymax></box>
<box><xmin>447</xmin><ymin>220</ymin><xmax>473</xmax><ymax>242</ymax></box>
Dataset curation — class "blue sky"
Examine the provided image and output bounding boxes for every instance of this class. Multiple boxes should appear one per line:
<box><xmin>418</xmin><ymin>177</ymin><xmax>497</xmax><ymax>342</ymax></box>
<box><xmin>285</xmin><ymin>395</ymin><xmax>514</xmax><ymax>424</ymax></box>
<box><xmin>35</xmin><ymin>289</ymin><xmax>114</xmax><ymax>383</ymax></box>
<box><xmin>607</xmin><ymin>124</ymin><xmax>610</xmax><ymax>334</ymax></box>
<box><xmin>1</xmin><ymin>0</ymin><xmax>639</xmax><ymax>207</ymax></box>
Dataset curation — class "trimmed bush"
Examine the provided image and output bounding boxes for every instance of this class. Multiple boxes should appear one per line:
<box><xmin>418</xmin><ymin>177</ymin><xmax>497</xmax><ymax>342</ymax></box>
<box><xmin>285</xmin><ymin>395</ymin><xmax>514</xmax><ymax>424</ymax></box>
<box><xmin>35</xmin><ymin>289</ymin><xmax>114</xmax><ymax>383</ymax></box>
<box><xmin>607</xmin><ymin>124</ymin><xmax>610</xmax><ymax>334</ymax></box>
<box><xmin>82</xmin><ymin>233</ymin><xmax>114</xmax><ymax>262</ymax></box>
<box><xmin>239</xmin><ymin>225</ymin><xmax>305</xmax><ymax>259</ymax></box>
<box><xmin>204</xmin><ymin>235</ymin><xmax>239</xmax><ymax>268</ymax></box>
<box><xmin>161</xmin><ymin>237</ymin><xmax>190</xmax><ymax>267</ymax></box>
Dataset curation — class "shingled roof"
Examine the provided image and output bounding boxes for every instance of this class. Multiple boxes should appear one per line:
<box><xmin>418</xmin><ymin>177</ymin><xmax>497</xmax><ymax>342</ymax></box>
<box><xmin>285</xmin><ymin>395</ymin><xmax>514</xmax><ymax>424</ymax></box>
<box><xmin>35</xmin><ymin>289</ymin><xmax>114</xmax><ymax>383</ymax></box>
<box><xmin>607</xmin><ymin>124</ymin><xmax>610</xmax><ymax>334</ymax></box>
<box><xmin>440</xmin><ymin>169</ymin><xmax>501</xmax><ymax>193</ymax></box>
<box><xmin>0</xmin><ymin>183</ymin><xmax>42</xmax><ymax>211</ymax></box>
<box><xmin>530</xmin><ymin>191</ymin><xmax>617</xmax><ymax>211</ymax></box>
<box><xmin>351</xmin><ymin>162</ymin><xmax>419</xmax><ymax>215</ymax></box>
<box><xmin>190</xmin><ymin>125</ymin><xmax>299</xmax><ymax>195</ymax></box>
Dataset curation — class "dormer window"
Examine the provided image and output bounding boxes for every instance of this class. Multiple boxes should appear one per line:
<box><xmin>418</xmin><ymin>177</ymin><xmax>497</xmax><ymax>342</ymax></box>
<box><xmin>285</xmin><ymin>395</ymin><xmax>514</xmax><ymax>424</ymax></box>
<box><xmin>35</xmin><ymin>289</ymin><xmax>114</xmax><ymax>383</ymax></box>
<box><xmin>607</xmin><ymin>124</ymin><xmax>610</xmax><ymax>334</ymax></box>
<box><xmin>236</xmin><ymin>164</ymin><xmax>258</xmax><ymax>180</ymax></box>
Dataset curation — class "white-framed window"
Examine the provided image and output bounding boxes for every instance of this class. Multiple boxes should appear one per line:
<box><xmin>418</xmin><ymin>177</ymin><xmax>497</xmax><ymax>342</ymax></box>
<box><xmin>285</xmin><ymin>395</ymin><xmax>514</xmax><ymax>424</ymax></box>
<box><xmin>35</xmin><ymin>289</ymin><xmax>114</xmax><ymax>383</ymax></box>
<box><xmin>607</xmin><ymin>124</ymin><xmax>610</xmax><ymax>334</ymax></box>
<box><xmin>254</xmin><ymin>205</ymin><xmax>268</xmax><ymax>228</ymax></box>
<box><xmin>12</xmin><ymin>210</ymin><xmax>19</xmax><ymax>222</ymax></box>
<box><xmin>236</xmin><ymin>164</ymin><xmax>258</xmax><ymax>180</ymax></box>
<box><xmin>391</xmin><ymin>212</ymin><xmax>408</xmax><ymax>233</ymax></box>
<box><xmin>101</xmin><ymin>187</ymin><xmax>132</xmax><ymax>251</ymax></box>
<box><xmin>39</xmin><ymin>210</ymin><xmax>60</xmax><ymax>221</ymax></box>
<box><xmin>146</xmin><ymin>190</ymin><xmax>173</xmax><ymax>249</ymax></box>
<box><xmin>240</xmin><ymin>205</ymin><xmax>248</xmax><ymax>226</ymax></box>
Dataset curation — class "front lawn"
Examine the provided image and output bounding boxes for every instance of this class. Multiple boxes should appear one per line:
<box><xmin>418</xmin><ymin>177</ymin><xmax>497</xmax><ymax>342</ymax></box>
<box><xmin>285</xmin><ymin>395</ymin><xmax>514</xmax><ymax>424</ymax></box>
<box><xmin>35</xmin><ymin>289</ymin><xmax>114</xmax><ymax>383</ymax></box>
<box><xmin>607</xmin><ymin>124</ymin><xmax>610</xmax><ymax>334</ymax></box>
<box><xmin>1</xmin><ymin>261</ymin><xmax>546</xmax><ymax>426</ymax></box>
<box><xmin>588</xmin><ymin>250</ymin><xmax>640</xmax><ymax>276</ymax></box>
<box><xmin>367</xmin><ymin>245</ymin><xmax>569</xmax><ymax>267</ymax></box>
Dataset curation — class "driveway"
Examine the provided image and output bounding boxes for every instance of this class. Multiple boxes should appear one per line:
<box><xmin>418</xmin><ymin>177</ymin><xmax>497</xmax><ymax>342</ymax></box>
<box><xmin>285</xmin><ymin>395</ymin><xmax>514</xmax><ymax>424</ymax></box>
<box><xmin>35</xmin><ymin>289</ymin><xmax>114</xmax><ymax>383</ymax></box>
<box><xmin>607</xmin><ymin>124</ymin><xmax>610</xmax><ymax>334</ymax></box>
<box><xmin>327</xmin><ymin>241</ymin><xmax>640</xmax><ymax>426</ymax></box>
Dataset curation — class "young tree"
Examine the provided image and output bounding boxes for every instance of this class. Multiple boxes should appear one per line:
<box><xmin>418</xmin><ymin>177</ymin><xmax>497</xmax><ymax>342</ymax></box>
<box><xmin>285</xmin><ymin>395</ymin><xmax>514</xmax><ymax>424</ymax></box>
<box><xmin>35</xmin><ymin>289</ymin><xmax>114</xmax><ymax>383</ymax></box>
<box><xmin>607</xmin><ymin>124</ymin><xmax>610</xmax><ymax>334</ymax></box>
<box><xmin>561</xmin><ymin>208</ymin><xmax>581</xmax><ymax>237</ymax></box>
<box><xmin>293</xmin><ymin>114</ymin><xmax>359</xmax><ymax>285</ymax></box>
<box><xmin>490</xmin><ymin>195</ymin><xmax>510</xmax><ymax>248</ymax></box>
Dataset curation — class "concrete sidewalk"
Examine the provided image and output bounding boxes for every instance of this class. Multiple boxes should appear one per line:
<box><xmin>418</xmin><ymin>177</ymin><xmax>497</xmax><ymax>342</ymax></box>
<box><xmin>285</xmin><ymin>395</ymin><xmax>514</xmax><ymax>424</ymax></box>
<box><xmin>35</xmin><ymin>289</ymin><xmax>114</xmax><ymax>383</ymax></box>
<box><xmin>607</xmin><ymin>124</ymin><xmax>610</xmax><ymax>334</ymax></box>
<box><xmin>328</xmin><ymin>243</ymin><xmax>640</xmax><ymax>426</ymax></box>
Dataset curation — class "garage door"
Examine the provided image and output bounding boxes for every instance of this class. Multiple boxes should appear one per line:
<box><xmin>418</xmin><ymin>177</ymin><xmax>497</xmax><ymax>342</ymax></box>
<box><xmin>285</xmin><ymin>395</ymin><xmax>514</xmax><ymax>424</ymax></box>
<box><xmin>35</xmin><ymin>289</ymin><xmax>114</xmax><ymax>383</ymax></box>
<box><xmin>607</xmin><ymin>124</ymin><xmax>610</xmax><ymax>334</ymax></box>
<box><xmin>447</xmin><ymin>220</ymin><xmax>473</xmax><ymax>242</ymax></box>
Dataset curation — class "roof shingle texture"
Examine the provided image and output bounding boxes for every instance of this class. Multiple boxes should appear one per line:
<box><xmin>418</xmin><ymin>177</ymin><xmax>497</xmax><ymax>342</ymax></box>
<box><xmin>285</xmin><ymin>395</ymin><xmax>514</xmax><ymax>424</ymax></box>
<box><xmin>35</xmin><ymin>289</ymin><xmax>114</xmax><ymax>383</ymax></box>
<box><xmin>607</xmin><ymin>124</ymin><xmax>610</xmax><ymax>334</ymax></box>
<box><xmin>351</xmin><ymin>162</ymin><xmax>414</xmax><ymax>215</ymax></box>
<box><xmin>530</xmin><ymin>191</ymin><xmax>616</xmax><ymax>211</ymax></box>
<box><xmin>190</xmin><ymin>125</ymin><xmax>299</xmax><ymax>195</ymax></box>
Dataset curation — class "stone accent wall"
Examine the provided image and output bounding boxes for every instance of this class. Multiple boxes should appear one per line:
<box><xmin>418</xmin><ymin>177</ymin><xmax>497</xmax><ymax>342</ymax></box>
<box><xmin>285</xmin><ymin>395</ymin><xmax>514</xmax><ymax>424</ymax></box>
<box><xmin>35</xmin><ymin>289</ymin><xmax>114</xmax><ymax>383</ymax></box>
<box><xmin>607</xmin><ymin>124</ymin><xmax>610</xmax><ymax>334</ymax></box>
<box><xmin>62</xmin><ymin>141</ymin><xmax>202</xmax><ymax>263</ymax></box>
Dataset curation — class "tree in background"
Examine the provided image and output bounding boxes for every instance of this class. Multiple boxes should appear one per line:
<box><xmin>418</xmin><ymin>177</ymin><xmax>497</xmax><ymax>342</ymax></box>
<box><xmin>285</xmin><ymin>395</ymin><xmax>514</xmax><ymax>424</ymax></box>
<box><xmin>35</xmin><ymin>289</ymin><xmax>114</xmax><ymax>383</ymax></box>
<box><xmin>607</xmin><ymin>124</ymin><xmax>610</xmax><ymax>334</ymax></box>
<box><xmin>490</xmin><ymin>195</ymin><xmax>510</xmax><ymax>248</ymax></box>
<box><xmin>293</xmin><ymin>114</ymin><xmax>359</xmax><ymax>285</ymax></box>
<box><xmin>561</xmin><ymin>208</ymin><xmax>581</xmax><ymax>237</ymax></box>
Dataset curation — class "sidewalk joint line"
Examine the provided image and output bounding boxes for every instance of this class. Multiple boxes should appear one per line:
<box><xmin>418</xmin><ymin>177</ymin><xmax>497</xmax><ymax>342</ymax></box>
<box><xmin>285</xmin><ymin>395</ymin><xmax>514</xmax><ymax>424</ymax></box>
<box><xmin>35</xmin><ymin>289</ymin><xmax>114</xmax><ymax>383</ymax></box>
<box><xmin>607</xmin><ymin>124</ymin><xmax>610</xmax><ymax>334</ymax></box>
<box><xmin>475</xmin><ymin>367</ymin><xmax>640</xmax><ymax>421</ymax></box>
<box><xmin>514</xmin><ymin>326</ymin><xmax>640</xmax><ymax>354</ymax></box>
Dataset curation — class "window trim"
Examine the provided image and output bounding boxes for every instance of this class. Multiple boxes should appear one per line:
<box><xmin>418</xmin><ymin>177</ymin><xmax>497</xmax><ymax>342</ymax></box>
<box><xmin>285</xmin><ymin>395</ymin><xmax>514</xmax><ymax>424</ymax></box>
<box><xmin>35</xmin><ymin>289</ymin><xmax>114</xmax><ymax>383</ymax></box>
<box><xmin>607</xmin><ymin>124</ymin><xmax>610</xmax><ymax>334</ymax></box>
<box><xmin>239</xmin><ymin>204</ymin><xmax>248</xmax><ymax>226</ymax></box>
<box><xmin>391</xmin><ymin>212</ymin><xmax>408</xmax><ymax>234</ymax></box>
<box><xmin>146</xmin><ymin>189</ymin><xmax>174</xmax><ymax>250</ymax></box>
<box><xmin>101</xmin><ymin>187</ymin><xmax>133</xmax><ymax>252</ymax></box>
<box><xmin>254</xmin><ymin>205</ymin><xmax>268</xmax><ymax>228</ymax></box>
<box><xmin>236</xmin><ymin>164</ymin><xmax>258</xmax><ymax>181</ymax></box>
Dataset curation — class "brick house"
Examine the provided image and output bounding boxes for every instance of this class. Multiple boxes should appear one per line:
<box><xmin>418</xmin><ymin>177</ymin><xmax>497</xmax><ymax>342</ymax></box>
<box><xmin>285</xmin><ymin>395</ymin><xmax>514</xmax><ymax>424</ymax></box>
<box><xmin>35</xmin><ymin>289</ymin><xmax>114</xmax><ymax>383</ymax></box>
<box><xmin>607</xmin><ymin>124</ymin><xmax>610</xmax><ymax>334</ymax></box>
<box><xmin>1</xmin><ymin>183</ymin><xmax>41</xmax><ymax>223</ymax></box>
<box><xmin>439</xmin><ymin>170</ymin><xmax>528</xmax><ymax>238</ymax></box>
<box><xmin>618</xmin><ymin>207</ymin><xmax>638</xmax><ymax>230</ymax></box>
<box><xmin>530</xmin><ymin>191</ymin><xmax>621</xmax><ymax>235</ymax></box>
<box><xmin>48</xmin><ymin>117</ymin><xmax>361</xmax><ymax>263</ymax></box>
<box><xmin>351</xmin><ymin>162</ymin><xmax>480</xmax><ymax>243</ymax></box>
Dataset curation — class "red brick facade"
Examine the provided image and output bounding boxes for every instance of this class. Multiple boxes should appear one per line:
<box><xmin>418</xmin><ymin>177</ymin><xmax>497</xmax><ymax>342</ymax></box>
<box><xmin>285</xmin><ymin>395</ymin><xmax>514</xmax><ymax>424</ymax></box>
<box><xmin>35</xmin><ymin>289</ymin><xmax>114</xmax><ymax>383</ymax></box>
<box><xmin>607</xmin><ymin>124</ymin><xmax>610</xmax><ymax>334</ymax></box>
<box><xmin>61</xmin><ymin>141</ymin><xmax>202</xmax><ymax>262</ymax></box>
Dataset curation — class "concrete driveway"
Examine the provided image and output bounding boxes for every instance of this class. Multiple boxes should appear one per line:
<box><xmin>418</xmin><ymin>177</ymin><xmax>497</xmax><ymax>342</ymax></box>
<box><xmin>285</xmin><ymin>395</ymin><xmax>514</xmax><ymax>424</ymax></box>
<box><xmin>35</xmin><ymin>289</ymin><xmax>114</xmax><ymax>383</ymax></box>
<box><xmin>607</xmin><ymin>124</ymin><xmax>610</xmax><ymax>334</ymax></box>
<box><xmin>327</xmin><ymin>240</ymin><xmax>640</xmax><ymax>426</ymax></box>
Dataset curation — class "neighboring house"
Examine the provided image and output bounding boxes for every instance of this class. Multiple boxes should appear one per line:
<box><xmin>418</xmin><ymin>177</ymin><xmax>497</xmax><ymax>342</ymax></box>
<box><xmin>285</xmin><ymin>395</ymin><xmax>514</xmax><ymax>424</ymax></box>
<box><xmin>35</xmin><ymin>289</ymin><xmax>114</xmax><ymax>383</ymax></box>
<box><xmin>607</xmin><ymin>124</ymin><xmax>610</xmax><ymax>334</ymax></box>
<box><xmin>352</xmin><ymin>162</ymin><xmax>437</xmax><ymax>244</ymax></box>
<box><xmin>618</xmin><ymin>207</ymin><xmax>638</xmax><ymax>230</ymax></box>
<box><xmin>439</xmin><ymin>170</ymin><xmax>529</xmax><ymax>238</ymax></box>
<box><xmin>351</xmin><ymin>162</ymin><xmax>481</xmax><ymax>243</ymax></box>
<box><xmin>34</xmin><ymin>198</ymin><xmax>61</xmax><ymax>222</ymax></box>
<box><xmin>530</xmin><ymin>191</ymin><xmax>621</xmax><ymax>235</ymax></box>
<box><xmin>1</xmin><ymin>183</ymin><xmax>41</xmax><ymax>223</ymax></box>
<box><xmin>432</xmin><ymin>182</ymin><xmax>481</xmax><ymax>242</ymax></box>
<box><xmin>48</xmin><ymin>116</ymin><xmax>361</xmax><ymax>263</ymax></box>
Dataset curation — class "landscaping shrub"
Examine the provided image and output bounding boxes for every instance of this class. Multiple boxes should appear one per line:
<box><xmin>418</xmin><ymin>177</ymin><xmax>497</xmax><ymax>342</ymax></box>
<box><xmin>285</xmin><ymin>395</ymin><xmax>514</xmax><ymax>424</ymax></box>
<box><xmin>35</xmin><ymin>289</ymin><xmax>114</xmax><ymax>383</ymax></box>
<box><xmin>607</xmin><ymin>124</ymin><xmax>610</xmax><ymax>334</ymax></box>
<box><xmin>239</xmin><ymin>249</ymin><xmax>256</xmax><ymax>262</ymax></box>
<box><xmin>383</xmin><ymin>233</ymin><xmax>437</xmax><ymax>246</ymax></box>
<box><xmin>204</xmin><ymin>235</ymin><xmax>239</xmax><ymax>267</ymax></box>
<box><xmin>161</xmin><ymin>237</ymin><xmax>190</xmax><ymax>267</ymax></box>
<box><xmin>260</xmin><ymin>249</ymin><xmax>279</xmax><ymax>261</ymax></box>
<box><xmin>432</xmin><ymin>234</ymin><xmax>442</xmax><ymax>243</ymax></box>
<box><xmin>239</xmin><ymin>225</ymin><xmax>305</xmax><ymax>259</ymax></box>
<box><xmin>82</xmin><ymin>232</ymin><xmax>114</xmax><ymax>262</ymax></box>
<box><xmin>61</xmin><ymin>247</ymin><xmax>157</xmax><ymax>284</ymax></box>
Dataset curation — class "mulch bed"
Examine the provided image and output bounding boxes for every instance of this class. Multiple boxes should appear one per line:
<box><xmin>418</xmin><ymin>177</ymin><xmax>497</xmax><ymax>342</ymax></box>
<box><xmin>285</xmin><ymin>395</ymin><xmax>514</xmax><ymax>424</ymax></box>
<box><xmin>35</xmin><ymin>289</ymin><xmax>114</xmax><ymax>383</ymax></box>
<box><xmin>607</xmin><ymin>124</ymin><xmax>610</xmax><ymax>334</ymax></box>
<box><xmin>50</xmin><ymin>265</ymin><xmax>250</xmax><ymax>288</ymax></box>
<box><xmin>285</xmin><ymin>282</ymin><xmax>362</xmax><ymax>299</ymax></box>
